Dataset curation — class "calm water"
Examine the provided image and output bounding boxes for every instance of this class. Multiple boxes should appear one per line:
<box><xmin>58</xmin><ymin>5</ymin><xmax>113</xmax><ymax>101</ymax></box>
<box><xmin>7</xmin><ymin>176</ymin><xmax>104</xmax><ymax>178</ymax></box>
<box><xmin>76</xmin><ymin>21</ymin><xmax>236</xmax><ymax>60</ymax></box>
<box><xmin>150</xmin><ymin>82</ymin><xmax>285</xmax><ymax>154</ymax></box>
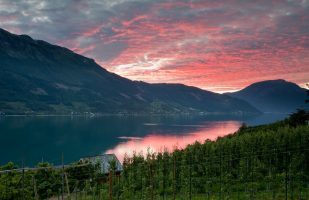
<box><xmin>0</xmin><ymin>114</ymin><xmax>287</xmax><ymax>166</ymax></box>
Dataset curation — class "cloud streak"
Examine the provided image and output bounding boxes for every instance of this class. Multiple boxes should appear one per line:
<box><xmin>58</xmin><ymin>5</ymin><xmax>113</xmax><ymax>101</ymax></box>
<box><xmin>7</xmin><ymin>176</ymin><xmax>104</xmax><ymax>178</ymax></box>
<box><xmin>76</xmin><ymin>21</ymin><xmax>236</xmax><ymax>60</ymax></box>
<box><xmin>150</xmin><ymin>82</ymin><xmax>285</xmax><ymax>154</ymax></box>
<box><xmin>0</xmin><ymin>0</ymin><xmax>308</xmax><ymax>92</ymax></box>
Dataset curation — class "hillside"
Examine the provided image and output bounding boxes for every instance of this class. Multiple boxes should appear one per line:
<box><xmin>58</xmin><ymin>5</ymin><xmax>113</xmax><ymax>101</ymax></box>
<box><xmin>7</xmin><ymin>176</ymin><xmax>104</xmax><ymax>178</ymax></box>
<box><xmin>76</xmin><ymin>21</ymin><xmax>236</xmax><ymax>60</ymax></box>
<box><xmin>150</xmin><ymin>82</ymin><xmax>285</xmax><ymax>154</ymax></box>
<box><xmin>0</xmin><ymin>28</ymin><xmax>259</xmax><ymax>115</ymax></box>
<box><xmin>227</xmin><ymin>79</ymin><xmax>308</xmax><ymax>113</ymax></box>
<box><xmin>0</xmin><ymin>110</ymin><xmax>308</xmax><ymax>199</ymax></box>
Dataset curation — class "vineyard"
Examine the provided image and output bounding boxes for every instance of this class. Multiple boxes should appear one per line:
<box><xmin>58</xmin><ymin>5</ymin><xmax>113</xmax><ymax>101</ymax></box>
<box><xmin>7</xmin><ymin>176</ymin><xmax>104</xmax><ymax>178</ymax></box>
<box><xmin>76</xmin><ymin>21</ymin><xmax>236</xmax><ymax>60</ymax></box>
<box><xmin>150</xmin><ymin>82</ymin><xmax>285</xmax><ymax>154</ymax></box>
<box><xmin>0</xmin><ymin>110</ymin><xmax>308</xmax><ymax>200</ymax></box>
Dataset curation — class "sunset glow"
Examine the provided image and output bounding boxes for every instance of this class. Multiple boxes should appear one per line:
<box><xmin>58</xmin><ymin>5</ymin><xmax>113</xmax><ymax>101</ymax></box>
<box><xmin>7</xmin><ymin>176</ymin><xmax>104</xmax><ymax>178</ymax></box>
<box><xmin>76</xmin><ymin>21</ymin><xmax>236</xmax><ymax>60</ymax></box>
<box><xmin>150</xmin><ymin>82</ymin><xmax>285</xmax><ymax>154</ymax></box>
<box><xmin>106</xmin><ymin>121</ymin><xmax>241</xmax><ymax>162</ymax></box>
<box><xmin>1</xmin><ymin>0</ymin><xmax>308</xmax><ymax>92</ymax></box>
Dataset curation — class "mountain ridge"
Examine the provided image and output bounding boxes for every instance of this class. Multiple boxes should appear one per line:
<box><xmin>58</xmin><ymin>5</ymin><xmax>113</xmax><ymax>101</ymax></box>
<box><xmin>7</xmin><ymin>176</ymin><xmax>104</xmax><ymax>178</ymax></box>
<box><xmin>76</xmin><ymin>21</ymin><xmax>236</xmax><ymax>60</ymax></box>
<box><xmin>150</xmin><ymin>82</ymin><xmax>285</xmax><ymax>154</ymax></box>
<box><xmin>226</xmin><ymin>79</ymin><xmax>308</xmax><ymax>113</ymax></box>
<box><xmin>0</xmin><ymin>28</ymin><xmax>262</xmax><ymax>115</ymax></box>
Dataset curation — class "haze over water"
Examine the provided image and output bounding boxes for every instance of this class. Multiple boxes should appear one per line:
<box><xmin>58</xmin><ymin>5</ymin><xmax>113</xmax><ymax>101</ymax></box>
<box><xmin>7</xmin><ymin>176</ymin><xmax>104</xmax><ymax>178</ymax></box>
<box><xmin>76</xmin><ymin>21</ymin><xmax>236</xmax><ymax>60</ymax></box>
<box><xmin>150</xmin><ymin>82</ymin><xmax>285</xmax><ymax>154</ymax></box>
<box><xmin>0</xmin><ymin>114</ymin><xmax>286</xmax><ymax>166</ymax></box>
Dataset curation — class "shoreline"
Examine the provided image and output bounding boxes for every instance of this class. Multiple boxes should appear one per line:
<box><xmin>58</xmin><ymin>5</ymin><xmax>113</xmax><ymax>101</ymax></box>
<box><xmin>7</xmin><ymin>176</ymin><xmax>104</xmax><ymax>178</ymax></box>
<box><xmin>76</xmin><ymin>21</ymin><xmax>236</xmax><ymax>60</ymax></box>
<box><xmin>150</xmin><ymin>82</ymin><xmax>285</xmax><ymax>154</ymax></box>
<box><xmin>0</xmin><ymin>111</ymin><xmax>291</xmax><ymax>118</ymax></box>
<box><xmin>0</xmin><ymin>112</ymin><xmax>265</xmax><ymax>117</ymax></box>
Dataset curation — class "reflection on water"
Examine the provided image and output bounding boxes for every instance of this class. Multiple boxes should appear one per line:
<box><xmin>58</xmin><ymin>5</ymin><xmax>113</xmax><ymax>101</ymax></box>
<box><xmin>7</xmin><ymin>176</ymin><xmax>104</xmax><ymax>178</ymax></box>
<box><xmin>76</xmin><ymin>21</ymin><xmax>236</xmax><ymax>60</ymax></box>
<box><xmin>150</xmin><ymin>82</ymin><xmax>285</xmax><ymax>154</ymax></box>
<box><xmin>0</xmin><ymin>113</ymin><xmax>287</xmax><ymax>166</ymax></box>
<box><xmin>106</xmin><ymin>121</ymin><xmax>241</xmax><ymax>162</ymax></box>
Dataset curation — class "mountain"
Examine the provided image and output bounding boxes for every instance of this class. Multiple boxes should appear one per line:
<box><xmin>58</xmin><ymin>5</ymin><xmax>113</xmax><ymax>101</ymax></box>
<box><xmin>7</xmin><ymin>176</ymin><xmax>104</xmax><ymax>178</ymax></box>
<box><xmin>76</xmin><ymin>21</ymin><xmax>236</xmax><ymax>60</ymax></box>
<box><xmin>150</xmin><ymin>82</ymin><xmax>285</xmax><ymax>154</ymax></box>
<box><xmin>0</xmin><ymin>28</ymin><xmax>259</xmax><ymax>115</ymax></box>
<box><xmin>227</xmin><ymin>79</ymin><xmax>308</xmax><ymax>113</ymax></box>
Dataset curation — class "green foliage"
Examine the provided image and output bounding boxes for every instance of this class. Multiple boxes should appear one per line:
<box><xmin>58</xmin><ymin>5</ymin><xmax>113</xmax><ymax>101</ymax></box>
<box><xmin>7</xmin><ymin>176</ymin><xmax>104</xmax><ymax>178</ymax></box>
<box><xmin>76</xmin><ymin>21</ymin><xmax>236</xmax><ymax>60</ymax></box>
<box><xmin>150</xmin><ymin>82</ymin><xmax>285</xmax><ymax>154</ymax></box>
<box><xmin>288</xmin><ymin>109</ymin><xmax>309</xmax><ymax>127</ymax></box>
<box><xmin>0</xmin><ymin>160</ymin><xmax>101</xmax><ymax>200</ymax></box>
<box><xmin>117</xmin><ymin>112</ymin><xmax>309</xmax><ymax>199</ymax></box>
<box><xmin>0</xmin><ymin>113</ymin><xmax>308</xmax><ymax>199</ymax></box>
<box><xmin>34</xmin><ymin>162</ymin><xmax>61</xmax><ymax>199</ymax></box>
<box><xmin>66</xmin><ymin>159</ymin><xmax>101</xmax><ymax>191</ymax></box>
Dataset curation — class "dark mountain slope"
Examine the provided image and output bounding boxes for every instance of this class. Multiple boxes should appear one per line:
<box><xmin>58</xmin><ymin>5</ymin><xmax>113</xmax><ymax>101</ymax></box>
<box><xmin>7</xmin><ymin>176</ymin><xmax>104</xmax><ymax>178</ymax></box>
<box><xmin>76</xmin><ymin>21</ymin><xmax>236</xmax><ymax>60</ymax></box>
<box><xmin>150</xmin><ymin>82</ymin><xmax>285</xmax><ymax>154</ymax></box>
<box><xmin>0</xmin><ymin>28</ymin><xmax>259</xmax><ymax>115</ymax></box>
<box><xmin>227</xmin><ymin>79</ymin><xmax>308</xmax><ymax>113</ymax></box>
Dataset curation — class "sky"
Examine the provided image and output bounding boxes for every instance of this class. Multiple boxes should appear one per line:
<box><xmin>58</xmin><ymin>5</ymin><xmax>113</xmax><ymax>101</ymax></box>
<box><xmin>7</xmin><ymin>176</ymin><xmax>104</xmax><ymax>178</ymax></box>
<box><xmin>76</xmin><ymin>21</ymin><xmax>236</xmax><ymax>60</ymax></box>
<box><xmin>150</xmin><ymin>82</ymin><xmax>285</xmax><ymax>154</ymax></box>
<box><xmin>0</xmin><ymin>0</ymin><xmax>308</xmax><ymax>92</ymax></box>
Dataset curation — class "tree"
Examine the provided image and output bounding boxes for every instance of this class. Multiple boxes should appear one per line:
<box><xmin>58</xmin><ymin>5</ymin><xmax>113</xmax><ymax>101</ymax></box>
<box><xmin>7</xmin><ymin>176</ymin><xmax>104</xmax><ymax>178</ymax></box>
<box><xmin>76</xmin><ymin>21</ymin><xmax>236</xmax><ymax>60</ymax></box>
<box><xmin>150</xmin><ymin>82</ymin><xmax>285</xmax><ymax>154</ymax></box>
<box><xmin>288</xmin><ymin>109</ymin><xmax>309</xmax><ymax>127</ymax></box>
<box><xmin>34</xmin><ymin>162</ymin><xmax>61</xmax><ymax>199</ymax></box>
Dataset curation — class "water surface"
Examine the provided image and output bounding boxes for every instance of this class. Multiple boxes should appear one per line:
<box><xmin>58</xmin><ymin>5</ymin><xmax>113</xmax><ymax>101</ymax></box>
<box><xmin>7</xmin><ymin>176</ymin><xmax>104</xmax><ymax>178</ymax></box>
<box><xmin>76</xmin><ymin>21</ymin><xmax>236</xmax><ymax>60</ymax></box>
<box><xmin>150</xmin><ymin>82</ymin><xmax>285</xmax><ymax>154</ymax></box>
<box><xmin>0</xmin><ymin>114</ymin><xmax>287</xmax><ymax>166</ymax></box>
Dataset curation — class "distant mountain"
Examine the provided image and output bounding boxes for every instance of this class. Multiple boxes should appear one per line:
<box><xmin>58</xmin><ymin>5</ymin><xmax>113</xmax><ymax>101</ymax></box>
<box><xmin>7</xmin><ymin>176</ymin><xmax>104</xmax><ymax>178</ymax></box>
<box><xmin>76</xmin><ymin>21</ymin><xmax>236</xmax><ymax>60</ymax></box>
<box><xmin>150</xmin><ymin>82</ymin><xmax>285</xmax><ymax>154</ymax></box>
<box><xmin>227</xmin><ymin>80</ymin><xmax>308</xmax><ymax>113</ymax></box>
<box><xmin>0</xmin><ymin>28</ymin><xmax>259</xmax><ymax>115</ymax></box>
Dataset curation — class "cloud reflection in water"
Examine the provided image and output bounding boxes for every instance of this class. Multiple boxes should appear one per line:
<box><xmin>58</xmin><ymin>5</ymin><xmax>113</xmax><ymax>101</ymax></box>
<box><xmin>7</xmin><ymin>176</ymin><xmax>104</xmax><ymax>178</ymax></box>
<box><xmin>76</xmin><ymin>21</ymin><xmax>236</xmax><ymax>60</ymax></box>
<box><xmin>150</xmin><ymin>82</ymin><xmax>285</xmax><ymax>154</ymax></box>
<box><xmin>106</xmin><ymin>121</ymin><xmax>241</xmax><ymax>162</ymax></box>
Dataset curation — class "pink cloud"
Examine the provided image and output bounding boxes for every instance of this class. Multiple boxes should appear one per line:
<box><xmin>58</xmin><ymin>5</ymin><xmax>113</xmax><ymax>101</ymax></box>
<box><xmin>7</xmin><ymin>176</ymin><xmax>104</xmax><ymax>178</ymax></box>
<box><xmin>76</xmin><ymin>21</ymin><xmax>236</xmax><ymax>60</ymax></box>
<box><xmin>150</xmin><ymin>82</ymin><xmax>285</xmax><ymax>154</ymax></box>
<box><xmin>27</xmin><ymin>0</ymin><xmax>308</xmax><ymax>93</ymax></box>
<box><xmin>80</xmin><ymin>24</ymin><xmax>105</xmax><ymax>37</ymax></box>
